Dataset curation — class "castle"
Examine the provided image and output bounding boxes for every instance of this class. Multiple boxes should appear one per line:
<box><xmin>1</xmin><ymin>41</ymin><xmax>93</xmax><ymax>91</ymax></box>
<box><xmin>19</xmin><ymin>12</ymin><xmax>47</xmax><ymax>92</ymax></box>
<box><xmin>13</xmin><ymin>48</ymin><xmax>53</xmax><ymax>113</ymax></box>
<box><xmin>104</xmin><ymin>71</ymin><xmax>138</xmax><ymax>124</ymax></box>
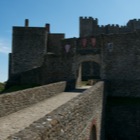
<box><xmin>7</xmin><ymin>17</ymin><xmax>140</xmax><ymax>88</ymax></box>
<box><xmin>6</xmin><ymin>17</ymin><xmax>140</xmax><ymax>139</ymax></box>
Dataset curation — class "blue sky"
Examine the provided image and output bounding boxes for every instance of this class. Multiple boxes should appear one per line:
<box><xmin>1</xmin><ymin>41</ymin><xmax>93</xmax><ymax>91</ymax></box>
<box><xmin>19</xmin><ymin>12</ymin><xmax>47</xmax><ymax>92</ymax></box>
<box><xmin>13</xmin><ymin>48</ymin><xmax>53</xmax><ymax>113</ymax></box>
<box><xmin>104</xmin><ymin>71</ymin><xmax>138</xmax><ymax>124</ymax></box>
<box><xmin>0</xmin><ymin>0</ymin><xmax>140</xmax><ymax>82</ymax></box>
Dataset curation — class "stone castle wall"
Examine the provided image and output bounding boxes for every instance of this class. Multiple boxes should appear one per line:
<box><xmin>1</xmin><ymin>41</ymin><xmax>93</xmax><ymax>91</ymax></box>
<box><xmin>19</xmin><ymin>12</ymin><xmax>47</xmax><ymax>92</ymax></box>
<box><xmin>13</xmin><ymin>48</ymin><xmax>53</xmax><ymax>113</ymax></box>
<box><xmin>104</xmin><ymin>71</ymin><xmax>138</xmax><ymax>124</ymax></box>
<box><xmin>0</xmin><ymin>82</ymin><xmax>66</xmax><ymax>117</ymax></box>
<box><xmin>11</xmin><ymin>27</ymin><xmax>48</xmax><ymax>75</ymax></box>
<box><xmin>80</xmin><ymin>17</ymin><xmax>140</xmax><ymax>37</ymax></box>
<box><xmin>99</xmin><ymin>31</ymin><xmax>140</xmax><ymax>139</ymax></box>
<box><xmin>10</xmin><ymin>26</ymin><xmax>65</xmax><ymax>78</ymax></box>
<box><xmin>8</xmin><ymin>27</ymin><xmax>140</xmax><ymax>92</ymax></box>
<box><xmin>48</xmin><ymin>34</ymin><xmax>65</xmax><ymax>55</ymax></box>
<box><xmin>127</xmin><ymin>19</ymin><xmax>140</xmax><ymax>30</ymax></box>
<box><xmin>7</xmin><ymin>82</ymin><xmax>105</xmax><ymax>140</ymax></box>
<box><xmin>80</xmin><ymin>17</ymin><xmax>98</xmax><ymax>37</ymax></box>
<box><xmin>7</xmin><ymin>34</ymin><xmax>102</xmax><ymax>90</ymax></box>
<box><xmin>105</xmin><ymin>97</ymin><xmax>140</xmax><ymax>140</ymax></box>
<box><xmin>101</xmin><ymin>32</ymin><xmax>140</xmax><ymax>81</ymax></box>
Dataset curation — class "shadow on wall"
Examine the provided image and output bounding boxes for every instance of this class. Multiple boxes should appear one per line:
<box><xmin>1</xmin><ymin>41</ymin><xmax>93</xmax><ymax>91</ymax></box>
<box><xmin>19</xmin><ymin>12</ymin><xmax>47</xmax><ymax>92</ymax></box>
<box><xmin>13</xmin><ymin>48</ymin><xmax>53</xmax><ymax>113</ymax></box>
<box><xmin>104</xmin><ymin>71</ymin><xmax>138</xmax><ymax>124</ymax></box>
<box><xmin>76</xmin><ymin>61</ymin><xmax>101</xmax><ymax>88</ymax></box>
<box><xmin>65</xmin><ymin>79</ymin><xmax>76</xmax><ymax>91</ymax></box>
<box><xmin>82</xmin><ymin>61</ymin><xmax>100</xmax><ymax>81</ymax></box>
<box><xmin>89</xmin><ymin>125</ymin><xmax>97</xmax><ymax>140</ymax></box>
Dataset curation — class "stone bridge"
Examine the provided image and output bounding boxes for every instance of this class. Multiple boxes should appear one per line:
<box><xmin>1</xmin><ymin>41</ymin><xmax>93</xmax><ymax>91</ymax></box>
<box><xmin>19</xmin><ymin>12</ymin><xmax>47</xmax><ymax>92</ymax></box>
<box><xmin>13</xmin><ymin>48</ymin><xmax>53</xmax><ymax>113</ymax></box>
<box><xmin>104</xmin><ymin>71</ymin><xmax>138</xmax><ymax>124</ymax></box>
<box><xmin>4</xmin><ymin>18</ymin><xmax>140</xmax><ymax>140</ymax></box>
<box><xmin>0</xmin><ymin>81</ymin><xmax>104</xmax><ymax>140</ymax></box>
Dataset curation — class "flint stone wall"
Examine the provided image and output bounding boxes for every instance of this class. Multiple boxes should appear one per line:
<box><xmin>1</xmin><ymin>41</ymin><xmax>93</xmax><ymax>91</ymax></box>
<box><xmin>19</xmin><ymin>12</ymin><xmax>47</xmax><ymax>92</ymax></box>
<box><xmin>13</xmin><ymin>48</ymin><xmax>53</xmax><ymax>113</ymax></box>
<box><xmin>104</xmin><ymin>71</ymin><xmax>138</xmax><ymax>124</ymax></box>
<box><xmin>101</xmin><ymin>32</ymin><xmax>140</xmax><ymax>81</ymax></box>
<box><xmin>11</xmin><ymin>27</ymin><xmax>47</xmax><ymax>75</ymax></box>
<box><xmin>105</xmin><ymin>80</ymin><xmax>140</xmax><ymax>97</ymax></box>
<box><xmin>7</xmin><ymin>81</ymin><xmax>104</xmax><ymax>140</ymax></box>
<box><xmin>105</xmin><ymin>97</ymin><xmax>140</xmax><ymax>140</ymax></box>
<box><xmin>0</xmin><ymin>81</ymin><xmax>66</xmax><ymax>117</ymax></box>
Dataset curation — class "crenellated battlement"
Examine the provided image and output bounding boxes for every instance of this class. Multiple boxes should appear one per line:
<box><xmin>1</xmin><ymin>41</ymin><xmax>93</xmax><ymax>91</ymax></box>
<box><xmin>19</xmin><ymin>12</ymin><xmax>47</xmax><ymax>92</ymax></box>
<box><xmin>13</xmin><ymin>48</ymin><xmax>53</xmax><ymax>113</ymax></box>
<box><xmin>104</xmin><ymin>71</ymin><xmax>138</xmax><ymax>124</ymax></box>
<box><xmin>127</xmin><ymin>19</ymin><xmax>140</xmax><ymax>25</ymax></box>
<box><xmin>127</xmin><ymin>19</ymin><xmax>140</xmax><ymax>31</ymax></box>
<box><xmin>129</xmin><ymin>19</ymin><xmax>140</xmax><ymax>22</ymax></box>
<box><xmin>80</xmin><ymin>17</ymin><xmax>140</xmax><ymax>37</ymax></box>
<box><xmin>106</xmin><ymin>24</ymin><xmax>119</xmax><ymax>27</ymax></box>
<box><xmin>80</xmin><ymin>16</ymin><xmax>98</xmax><ymax>21</ymax></box>
<box><xmin>80</xmin><ymin>17</ymin><xmax>98</xmax><ymax>37</ymax></box>
<box><xmin>79</xmin><ymin>16</ymin><xmax>98</xmax><ymax>25</ymax></box>
<box><xmin>99</xmin><ymin>24</ymin><xmax>119</xmax><ymax>28</ymax></box>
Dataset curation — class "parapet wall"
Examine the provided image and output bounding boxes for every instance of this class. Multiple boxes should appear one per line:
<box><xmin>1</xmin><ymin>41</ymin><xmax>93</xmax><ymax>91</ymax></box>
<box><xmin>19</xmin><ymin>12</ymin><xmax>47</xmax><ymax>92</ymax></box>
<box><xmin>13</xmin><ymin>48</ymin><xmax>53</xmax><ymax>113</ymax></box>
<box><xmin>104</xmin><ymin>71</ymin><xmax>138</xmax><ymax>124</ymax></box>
<box><xmin>7</xmin><ymin>82</ymin><xmax>104</xmax><ymax>140</ymax></box>
<box><xmin>0</xmin><ymin>81</ymin><xmax>66</xmax><ymax>117</ymax></box>
<box><xmin>80</xmin><ymin>17</ymin><xmax>140</xmax><ymax>37</ymax></box>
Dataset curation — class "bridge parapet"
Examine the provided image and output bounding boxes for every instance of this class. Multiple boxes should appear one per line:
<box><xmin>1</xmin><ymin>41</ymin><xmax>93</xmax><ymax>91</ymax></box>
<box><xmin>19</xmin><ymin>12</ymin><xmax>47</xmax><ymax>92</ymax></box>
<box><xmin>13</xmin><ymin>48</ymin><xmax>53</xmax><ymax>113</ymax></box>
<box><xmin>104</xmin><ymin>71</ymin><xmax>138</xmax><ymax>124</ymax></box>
<box><xmin>0</xmin><ymin>81</ymin><xmax>66</xmax><ymax>118</ymax></box>
<box><xmin>7</xmin><ymin>81</ymin><xmax>105</xmax><ymax>140</ymax></box>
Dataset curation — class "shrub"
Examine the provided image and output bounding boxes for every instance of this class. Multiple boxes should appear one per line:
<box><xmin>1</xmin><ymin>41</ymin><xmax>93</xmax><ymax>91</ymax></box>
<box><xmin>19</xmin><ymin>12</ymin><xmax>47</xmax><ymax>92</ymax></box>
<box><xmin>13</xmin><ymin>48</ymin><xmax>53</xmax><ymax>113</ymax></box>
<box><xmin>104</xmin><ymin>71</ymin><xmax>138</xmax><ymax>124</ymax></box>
<box><xmin>0</xmin><ymin>82</ymin><xmax>5</xmax><ymax>93</ymax></box>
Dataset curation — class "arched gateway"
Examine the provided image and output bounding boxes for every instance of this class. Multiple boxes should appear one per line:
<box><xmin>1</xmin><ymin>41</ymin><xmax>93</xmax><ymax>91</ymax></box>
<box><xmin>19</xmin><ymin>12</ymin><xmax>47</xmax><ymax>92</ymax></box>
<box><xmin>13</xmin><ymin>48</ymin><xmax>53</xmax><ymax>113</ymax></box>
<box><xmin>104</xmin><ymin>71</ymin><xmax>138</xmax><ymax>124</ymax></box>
<box><xmin>72</xmin><ymin>54</ymin><xmax>101</xmax><ymax>87</ymax></box>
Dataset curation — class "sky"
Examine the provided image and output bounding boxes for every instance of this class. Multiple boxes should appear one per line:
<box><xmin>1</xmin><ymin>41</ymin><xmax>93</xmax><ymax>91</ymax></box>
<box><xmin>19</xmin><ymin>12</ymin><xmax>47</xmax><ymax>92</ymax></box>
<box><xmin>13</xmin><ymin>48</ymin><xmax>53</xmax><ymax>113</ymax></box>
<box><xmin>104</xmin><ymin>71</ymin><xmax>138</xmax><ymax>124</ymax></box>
<box><xmin>0</xmin><ymin>0</ymin><xmax>140</xmax><ymax>82</ymax></box>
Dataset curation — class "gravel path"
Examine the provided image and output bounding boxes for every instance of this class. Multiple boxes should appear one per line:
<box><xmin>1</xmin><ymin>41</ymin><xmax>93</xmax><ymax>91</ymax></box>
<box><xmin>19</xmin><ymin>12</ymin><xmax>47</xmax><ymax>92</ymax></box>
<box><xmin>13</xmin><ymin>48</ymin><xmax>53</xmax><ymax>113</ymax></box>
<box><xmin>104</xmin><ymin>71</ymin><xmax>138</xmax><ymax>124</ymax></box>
<box><xmin>0</xmin><ymin>92</ymin><xmax>81</xmax><ymax>140</ymax></box>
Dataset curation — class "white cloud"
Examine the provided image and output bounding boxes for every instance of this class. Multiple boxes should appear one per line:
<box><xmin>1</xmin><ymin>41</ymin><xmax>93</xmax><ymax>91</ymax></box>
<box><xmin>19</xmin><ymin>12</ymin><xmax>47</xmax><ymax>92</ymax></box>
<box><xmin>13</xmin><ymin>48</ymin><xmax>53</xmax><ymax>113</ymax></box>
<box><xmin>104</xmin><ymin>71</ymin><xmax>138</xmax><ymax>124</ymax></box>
<box><xmin>0</xmin><ymin>39</ymin><xmax>11</xmax><ymax>54</ymax></box>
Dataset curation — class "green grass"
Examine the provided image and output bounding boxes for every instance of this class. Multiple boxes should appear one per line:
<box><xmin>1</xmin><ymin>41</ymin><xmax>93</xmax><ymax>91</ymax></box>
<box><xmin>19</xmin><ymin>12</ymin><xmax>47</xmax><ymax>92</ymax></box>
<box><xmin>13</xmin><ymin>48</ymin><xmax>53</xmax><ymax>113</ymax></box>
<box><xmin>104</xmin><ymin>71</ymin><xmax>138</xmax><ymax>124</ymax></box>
<box><xmin>81</xmin><ymin>81</ymin><xmax>88</xmax><ymax>86</ymax></box>
<box><xmin>0</xmin><ymin>82</ymin><xmax>5</xmax><ymax>93</ymax></box>
<box><xmin>81</xmin><ymin>79</ymin><xmax>99</xmax><ymax>86</ymax></box>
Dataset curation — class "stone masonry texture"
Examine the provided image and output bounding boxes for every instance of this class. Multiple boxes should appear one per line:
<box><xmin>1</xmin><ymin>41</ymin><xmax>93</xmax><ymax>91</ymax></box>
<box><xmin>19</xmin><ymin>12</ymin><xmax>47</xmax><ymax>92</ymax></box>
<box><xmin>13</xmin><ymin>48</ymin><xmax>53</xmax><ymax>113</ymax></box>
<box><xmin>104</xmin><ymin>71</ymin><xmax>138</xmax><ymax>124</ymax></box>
<box><xmin>0</xmin><ymin>81</ymin><xmax>66</xmax><ymax>117</ymax></box>
<box><xmin>5</xmin><ymin>17</ymin><xmax>140</xmax><ymax>139</ymax></box>
<box><xmin>6</xmin><ymin>82</ymin><xmax>104</xmax><ymax>140</ymax></box>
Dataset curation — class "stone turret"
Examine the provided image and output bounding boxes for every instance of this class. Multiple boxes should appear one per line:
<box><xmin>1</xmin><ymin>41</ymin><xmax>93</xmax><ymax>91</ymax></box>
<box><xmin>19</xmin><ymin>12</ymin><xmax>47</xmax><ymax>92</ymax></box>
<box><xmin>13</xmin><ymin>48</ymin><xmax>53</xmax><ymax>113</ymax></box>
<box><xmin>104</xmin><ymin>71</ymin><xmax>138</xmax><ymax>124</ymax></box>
<box><xmin>127</xmin><ymin>19</ymin><xmax>140</xmax><ymax>31</ymax></box>
<box><xmin>79</xmin><ymin>17</ymin><xmax>98</xmax><ymax>37</ymax></box>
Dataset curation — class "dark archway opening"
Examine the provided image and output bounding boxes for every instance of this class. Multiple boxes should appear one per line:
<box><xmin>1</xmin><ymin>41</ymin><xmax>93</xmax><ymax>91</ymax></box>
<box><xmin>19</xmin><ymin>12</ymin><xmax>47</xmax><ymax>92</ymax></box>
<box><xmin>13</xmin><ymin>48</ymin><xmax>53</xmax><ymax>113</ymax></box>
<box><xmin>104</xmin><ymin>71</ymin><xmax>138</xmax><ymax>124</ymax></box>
<box><xmin>82</xmin><ymin>61</ymin><xmax>100</xmax><ymax>81</ymax></box>
<box><xmin>90</xmin><ymin>125</ymin><xmax>97</xmax><ymax>140</ymax></box>
<box><xmin>76</xmin><ymin>61</ymin><xmax>100</xmax><ymax>87</ymax></box>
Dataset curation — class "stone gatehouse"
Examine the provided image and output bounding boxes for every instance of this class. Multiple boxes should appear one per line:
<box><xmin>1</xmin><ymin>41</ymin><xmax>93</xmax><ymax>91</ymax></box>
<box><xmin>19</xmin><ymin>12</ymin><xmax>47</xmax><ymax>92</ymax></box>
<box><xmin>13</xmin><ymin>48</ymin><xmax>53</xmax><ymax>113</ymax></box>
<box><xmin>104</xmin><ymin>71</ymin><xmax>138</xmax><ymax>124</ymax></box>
<box><xmin>7</xmin><ymin>17</ymin><xmax>140</xmax><ymax>89</ymax></box>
